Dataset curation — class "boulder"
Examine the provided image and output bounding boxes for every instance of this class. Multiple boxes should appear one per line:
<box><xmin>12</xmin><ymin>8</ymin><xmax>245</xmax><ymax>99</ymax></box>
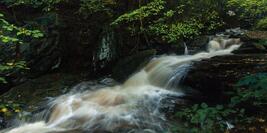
<box><xmin>186</xmin><ymin>35</ymin><xmax>210</xmax><ymax>53</ymax></box>
<box><xmin>0</xmin><ymin>73</ymin><xmax>87</xmax><ymax>111</ymax></box>
<box><xmin>112</xmin><ymin>49</ymin><xmax>157</xmax><ymax>82</ymax></box>
<box><xmin>183</xmin><ymin>53</ymin><xmax>267</xmax><ymax>103</ymax></box>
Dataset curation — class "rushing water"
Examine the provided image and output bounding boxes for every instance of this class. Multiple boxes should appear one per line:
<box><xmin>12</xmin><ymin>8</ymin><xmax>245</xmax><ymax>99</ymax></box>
<box><xmin>3</xmin><ymin>37</ymin><xmax>241</xmax><ymax>133</ymax></box>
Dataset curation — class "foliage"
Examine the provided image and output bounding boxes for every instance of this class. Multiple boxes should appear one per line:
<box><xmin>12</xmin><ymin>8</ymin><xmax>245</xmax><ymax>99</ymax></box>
<box><xmin>0</xmin><ymin>13</ymin><xmax>43</xmax><ymax>83</ymax></box>
<box><xmin>0</xmin><ymin>101</ymin><xmax>25</xmax><ymax>126</ymax></box>
<box><xmin>174</xmin><ymin>0</ymin><xmax>225</xmax><ymax>31</ymax></box>
<box><xmin>258</xmin><ymin>39</ymin><xmax>267</xmax><ymax>46</ymax></box>
<box><xmin>79</xmin><ymin>0</ymin><xmax>116</xmax><ymax>18</ymax></box>
<box><xmin>111</xmin><ymin>0</ymin><xmax>224</xmax><ymax>44</ymax></box>
<box><xmin>148</xmin><ymin>19</ymin><xmax>204</xmax><ymax>43</ymax></box>
<box><xmin>0</xmin><ymin>14</ymin><xmax>43</xmax><ymax>44</ymax></box>
<box><xmin>173</xmin><ymin>73</ymin><xmax>267</xmax><ymax>133</ymax></box>
<box><xmin>227</xmin><ymin>0</ymin><xmax>267</xmax><ymax>24</ymax></box>
<box><xmin>256</xmin><ymin>17</ymin><xmax>267</xmax><ymax>30</ymax></box>
<box><xmin>230</xmin><ymin>73</ymin><xmax>267</xmax><ymax>107</ymax></box>
<box><xmin>111</xmin><ymin>0</ymin><xmax>165</xmax><ymax>26</ymax></box>
<box><xmin>0</xmin><ymin>61</ymin><xmax>28</xmax><ymax>83</ymax></box>
<box><xmin>1</xmin><ymin>0</ymin><xmax>66</xmax><ymax>11</ymax></box>
<box><xmin>174</xmin><ymin>103</ymin><xmax>243</xmax><ymax>133</ymax></box>
<box><xmin>0</xmin><ymin>102</ymin><xmax>22</xmax><ymax>117</ymax></box>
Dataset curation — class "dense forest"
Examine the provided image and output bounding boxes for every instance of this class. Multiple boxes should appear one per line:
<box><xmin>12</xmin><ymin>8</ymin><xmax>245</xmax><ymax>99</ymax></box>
<box><xmin>0</xmin><ymin>0</ymin><xmax>267</xmax><ymax>133</ymax></box>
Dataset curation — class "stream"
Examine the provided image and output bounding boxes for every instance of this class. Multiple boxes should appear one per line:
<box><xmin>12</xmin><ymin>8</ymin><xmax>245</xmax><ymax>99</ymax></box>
<box><xmin>2</xmin><ymin>37</ymin><xmax>242</xmax><ymax>133</ymax></box>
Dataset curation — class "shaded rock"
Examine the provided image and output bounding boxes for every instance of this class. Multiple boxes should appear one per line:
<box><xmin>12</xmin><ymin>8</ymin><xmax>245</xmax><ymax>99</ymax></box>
<box><xmin>224</xmin><ymin>27</ymin><xmax>247</xmax><ymax>38</ymax></box>
<box><xmin>0</xmin><ymin>115</ymin><xmax>6</xmax><ymax>130</ymax></box>
<box><xmin>28</xmin><ymin>33</ymin><xmax>61</xmax><ymax>76</ymax></box>
<box><xmin>0</xmin><ymin>73</ymin><xmax>88</xmax><ymax>111</ymax></box>
<box><xmin>186</xmin><ymin>35</ymin><xmax>210</xmax><ymax>53</ymax></box>
<box><xmin>68</xmin><ymin>78</ymin><xmax>118</xmax><ymax>93</ymax></box>
<box><xmin>150</xmin><ymin>39</ymin><xmax>185</xmax><ymax>55</ymax></box>
<box><xmin>233</xmin><ymin>42</ymin><xmax>267</xmax><ymax>54</ymax></box>
<box><xmin>183</xmin><ymin>54</ymin><xmax>267</xmax><ymax>103</ymax></box>
<box><xmin>231</xmin><ymin>31</ymin><xmax>267</xmax><ymax>54</ymax></box>
<box><xmin>112</xmin><ymin>49</ymin><xmax>157</xmax><ymax>82</ymax></box>
<box><xmin>0</xmin><ymin>81</ymin><xmax>12</xmax><ymax>96</ymax></box>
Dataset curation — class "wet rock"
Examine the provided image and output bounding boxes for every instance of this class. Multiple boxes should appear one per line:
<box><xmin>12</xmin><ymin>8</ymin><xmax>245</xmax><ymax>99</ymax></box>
<box><xmin>183</xmin><ymin>54</ymin><xmax>267</xmax><ymax>103</ymax></box>
<box><xmin>28</xmin><ymin>36</ymin><xmax>61</xmax><ymax>76</ymax></box>
<box><xmin>69</xmin><ymin>77</ymin><xmax>118</xmax><ymax>93</ymax></box>
<box><xmin>0</xmin><ymin>115</ymin><xmax>6</xmax><ymax>130</ymax></box>
<box><xmin>0</xmin><ymin>81</ymin><xmax>12</xmax><ymax>96</ymax></box>
<box><xmin>233</xmin><ymin>42</ymin><xmax>267</xmax><ymax>54</ymax></box>
<box><xmin>186</xmin><ymin>35</ymin><xmax>210</xmax><ymax>53</ymax></box>
<box><xmin>0</xmin><ymin>73</ymin><xmax>88</xmax><ymax>111</ymax></box>
<box><xmin>224</xmin><ymin>27</ymin><xmax>247</xmax><ymax>38</ymax></box>
<box><xmin>98</xmin><ymin>77</ymin><xmax>118</xmax><ymax>86</ymax></box>
<box><xmin>233</xmin><ymin>31</ymin><xmax>267</xmax><ymax>54</ymax></box>
<box><xmin>112</xmin><ymin>49</ymin><xmax>157</xmax><ymax>82</ymax></box>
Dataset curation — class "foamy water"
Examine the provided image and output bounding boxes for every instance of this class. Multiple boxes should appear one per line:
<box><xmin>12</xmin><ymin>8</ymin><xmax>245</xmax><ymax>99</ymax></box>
<box><xmin>3</xmin><ymin>38</ymin><xmax>241</xmax><ymax>133</ymax></box>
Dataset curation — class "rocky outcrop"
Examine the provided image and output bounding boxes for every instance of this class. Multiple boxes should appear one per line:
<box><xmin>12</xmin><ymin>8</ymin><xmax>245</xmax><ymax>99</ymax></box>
<box><xmin>0</xmin><ymin>73</ymin><xmax>87</xmax><ymax>110</ymax></box>
<box><xmin>182</xmin><ymin>31</ymin><xmax>267</xmax><ymax>104</ymax></box>
<box><xmin>112</xmin><ymin>49</ymin><xmax>157</xmax><ymax>81</ymax></box>
<box><xmin>183</xmin><ymin>49</ymin><xmax>267</xmax><ymax>103</ymax></box>
<box><xmin>186</xmin><ymin>35</ymin><xmax>210</xmax><ymax>53</ymax></box>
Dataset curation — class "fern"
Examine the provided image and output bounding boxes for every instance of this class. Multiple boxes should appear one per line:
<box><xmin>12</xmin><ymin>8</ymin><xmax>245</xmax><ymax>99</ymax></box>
<box><xmin>231</xmin><ymin>73</ymin><xmax>267</xmax><ymax>106</ymax></box>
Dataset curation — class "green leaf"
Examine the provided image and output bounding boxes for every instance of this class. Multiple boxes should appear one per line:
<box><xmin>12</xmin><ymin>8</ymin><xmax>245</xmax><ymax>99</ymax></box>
<box><xmin>216</xmin><ymin>105</ymin><xmax>223</xmax><ymax>110</ymax></box>
<box><xmin>0</xmin><ymin>77</ymin><xmax>7</xmax><ymax>83</ymax></box>
<box><xmin>201</xmin><ymin>103</ymin><xmax>208</xmax><ymax>108</ymax></box>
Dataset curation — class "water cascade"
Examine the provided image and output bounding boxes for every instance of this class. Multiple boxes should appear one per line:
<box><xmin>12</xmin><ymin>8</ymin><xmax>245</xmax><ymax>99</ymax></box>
<box><xmin>3</xmin><ymin>37</ymin><xmax>242</xmax><ymax>133</ymax></box>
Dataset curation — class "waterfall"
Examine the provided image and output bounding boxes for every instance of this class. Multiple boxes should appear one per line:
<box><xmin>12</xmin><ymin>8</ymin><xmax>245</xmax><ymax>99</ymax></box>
<box><xmin>3</xmin><ymin>38</ymin><xmax>241</xmax><ymax>133</ymax></box>
<box><xmin>183</xmin><ymin>43</ymin><xmax>188</xmax><ymax>55</ymax></box>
